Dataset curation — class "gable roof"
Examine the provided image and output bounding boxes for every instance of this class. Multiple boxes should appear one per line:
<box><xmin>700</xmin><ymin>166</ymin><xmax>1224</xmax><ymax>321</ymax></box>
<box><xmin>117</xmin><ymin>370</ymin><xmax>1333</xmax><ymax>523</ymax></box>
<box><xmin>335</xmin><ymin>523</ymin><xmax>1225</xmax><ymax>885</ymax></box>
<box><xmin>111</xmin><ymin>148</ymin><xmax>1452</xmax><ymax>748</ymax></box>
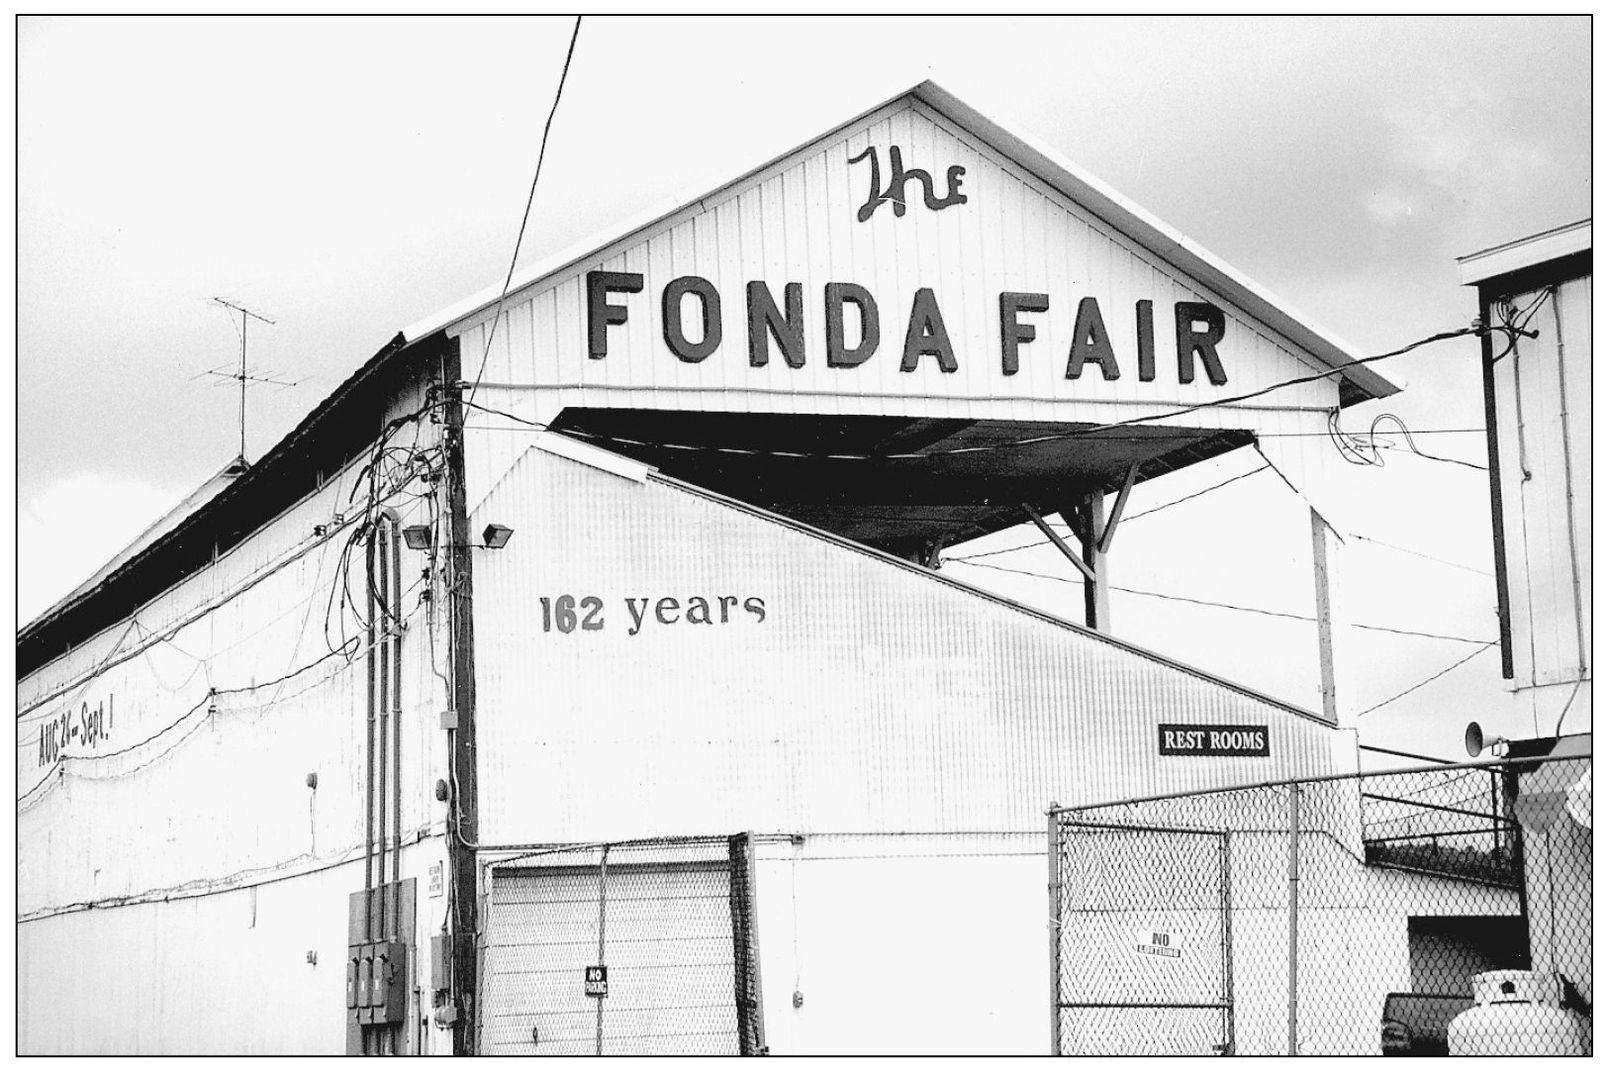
<box><xmin>21</xmin><ymin>80</ymin><xmax>1398</xmax><ymax>674</ymax></box>
<box><xmin>405</xmin><ymin>79</ymin><xmax>1397</xmax><ymax>406</ymax></box>
<box><xmin>1457</xmin><ymin>218</ymin><xmax>1591</xmax><ymax>288</ymax></box>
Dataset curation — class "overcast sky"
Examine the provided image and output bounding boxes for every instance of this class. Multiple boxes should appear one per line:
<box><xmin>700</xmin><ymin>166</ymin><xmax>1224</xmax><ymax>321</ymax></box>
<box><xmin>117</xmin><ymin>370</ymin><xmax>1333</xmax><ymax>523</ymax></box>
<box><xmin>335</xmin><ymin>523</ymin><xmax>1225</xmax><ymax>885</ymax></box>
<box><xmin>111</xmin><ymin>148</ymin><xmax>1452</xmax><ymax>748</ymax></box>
<box><xmin>16</xmin><ymin>16</ymin><xmax>1591</xmax><ymax>756</ymax></box>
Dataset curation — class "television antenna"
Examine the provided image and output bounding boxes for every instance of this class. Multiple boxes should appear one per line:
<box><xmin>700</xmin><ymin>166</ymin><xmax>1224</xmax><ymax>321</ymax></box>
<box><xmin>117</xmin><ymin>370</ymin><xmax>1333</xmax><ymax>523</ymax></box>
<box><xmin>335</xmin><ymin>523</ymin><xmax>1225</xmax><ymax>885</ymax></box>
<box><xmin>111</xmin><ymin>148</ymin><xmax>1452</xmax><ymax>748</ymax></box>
<box><xmin>200</xmin><ymin>298</ymin><xmax>299</xmax><ymax>472</ymax></box>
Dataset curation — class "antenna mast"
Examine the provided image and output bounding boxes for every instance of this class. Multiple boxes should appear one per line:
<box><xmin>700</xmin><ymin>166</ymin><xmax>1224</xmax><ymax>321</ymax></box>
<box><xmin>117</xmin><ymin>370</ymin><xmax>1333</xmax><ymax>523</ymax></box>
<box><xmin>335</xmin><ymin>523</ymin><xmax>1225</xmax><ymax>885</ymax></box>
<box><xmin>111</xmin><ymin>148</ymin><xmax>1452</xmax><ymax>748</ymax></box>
<box><xmin>209</xmin><ymin>297</ymin><xmax>289</xmax><ymax>471</ymax></box>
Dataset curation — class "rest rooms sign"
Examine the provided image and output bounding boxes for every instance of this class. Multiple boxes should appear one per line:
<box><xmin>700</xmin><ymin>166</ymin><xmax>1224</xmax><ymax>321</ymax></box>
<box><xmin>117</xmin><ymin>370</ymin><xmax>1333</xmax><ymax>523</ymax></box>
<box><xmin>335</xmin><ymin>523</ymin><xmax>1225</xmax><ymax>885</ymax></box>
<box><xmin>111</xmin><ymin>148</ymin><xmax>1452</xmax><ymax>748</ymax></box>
<box><xmin>1158</xmin><ymin>724</ymin><xmax>1270</xmax><ymax>757</ymax></box>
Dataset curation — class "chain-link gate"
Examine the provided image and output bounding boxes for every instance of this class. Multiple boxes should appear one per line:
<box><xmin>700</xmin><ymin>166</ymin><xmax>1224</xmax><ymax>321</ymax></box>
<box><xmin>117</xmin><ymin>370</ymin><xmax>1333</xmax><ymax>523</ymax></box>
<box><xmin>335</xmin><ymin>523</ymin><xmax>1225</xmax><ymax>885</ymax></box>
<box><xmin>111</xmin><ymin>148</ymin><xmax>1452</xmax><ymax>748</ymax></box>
<box><xmin>479</xmin><ymin>835</ymin><xmax>764</xmax><ymax>1055</ymax></box>
<box><xmin>1048</xmin><ymin>754</ymin><xmax>1591</xmax><ymax>1056</ymax></box>
<box><xmin>1050</xmin><ymin>819</ymin><xmax>1233</xmax><ymax>1055</ymax></box>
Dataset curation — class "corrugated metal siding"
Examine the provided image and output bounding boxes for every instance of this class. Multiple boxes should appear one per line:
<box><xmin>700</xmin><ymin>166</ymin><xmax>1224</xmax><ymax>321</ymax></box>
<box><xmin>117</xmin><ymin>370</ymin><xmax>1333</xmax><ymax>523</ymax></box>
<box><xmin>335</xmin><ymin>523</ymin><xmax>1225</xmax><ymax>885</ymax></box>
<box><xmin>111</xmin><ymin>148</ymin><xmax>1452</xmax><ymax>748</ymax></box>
<box><xmin>17</xmin><ymin>383</ymin><xmax>453</xmax><ymax>1052</ymax></box>
<box><xmin>18</xmin><ymin>435</ymin><xmax>440</xmax><ymax>909</ymax></box>
<box><xmin>484</xmin><ymin>864</ymin><xmax>739</xmax><ymax>1056</ymax></box>
<box><xmin>751</xmin><ymin>834</ymin><xmax>1046</xmax><ymax>1055</ymax></box>
<box><xmin>456</xmin><ymin>99</ymin><xmax>1344</xmax><ymax>506</ymax></box>
<box><xmin>18</xmin><ymin>857</ymin><xmax>355</xmax><ymax>1054</ymax></box>
<box><xmin>1490</xmin><ymin>275</ymin><xmax>1591</xmax><ymax>689</ymax></box>
<box><xmin>743</xmin><ymin>832</ymin><xmax>1512</xmax><ymax>1054</ymax></box>
<box><xmin>470</xmin><ymin>446</ymin><xmax>1341</xmax><ymax>845</ymax></box>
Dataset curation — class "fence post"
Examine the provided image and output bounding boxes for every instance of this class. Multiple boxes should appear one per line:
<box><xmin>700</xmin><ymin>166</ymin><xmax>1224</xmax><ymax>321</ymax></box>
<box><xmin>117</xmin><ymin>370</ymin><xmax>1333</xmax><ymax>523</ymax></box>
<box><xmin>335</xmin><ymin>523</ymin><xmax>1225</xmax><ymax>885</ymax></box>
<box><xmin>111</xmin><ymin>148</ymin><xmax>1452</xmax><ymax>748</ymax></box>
<box><xmin>1490</xmin><ymin>771</ymin><xmax>1501</xmax><ymax>860</ymax></box>
<box><xmin>1287</xmin><ymin>783</ymin><xmax>1301</xmax><ymax>1056</ymax></box>
<box><xmin>741</xmin><ymin>832</ymin><xmax>767</xmax><ymax>1055</ymax></box>
<box><xmin>1220</xmin><ymin>832</ymin><xmax>1235</xmax><ymax>1055</ymax></box>
<box><xmin>595</xmin><ymin>845</ymin><xmax>610</xmax><ymax>1057</ymax></box>
<box><xmin>1047</xmin><ymin>807</ymin><xmax>1062</xmax><ymax>1056</ymax></box>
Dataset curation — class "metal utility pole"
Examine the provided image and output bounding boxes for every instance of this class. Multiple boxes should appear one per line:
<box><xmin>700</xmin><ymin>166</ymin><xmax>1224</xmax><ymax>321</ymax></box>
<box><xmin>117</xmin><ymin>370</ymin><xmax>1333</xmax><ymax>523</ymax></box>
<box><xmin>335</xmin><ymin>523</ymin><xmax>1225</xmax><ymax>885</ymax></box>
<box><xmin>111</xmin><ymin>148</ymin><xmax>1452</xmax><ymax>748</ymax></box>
<box><xmin>209</xmin><ymin>298</ymin><xmax>289</xmax><ymax>469</ymax></box>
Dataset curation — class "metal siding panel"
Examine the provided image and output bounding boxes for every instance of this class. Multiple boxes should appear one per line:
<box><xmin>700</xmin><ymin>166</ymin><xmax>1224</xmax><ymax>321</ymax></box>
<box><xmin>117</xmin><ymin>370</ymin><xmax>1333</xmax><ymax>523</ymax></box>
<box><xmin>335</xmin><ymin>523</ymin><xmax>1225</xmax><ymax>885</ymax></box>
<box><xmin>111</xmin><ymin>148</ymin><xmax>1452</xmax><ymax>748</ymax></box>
<box><xmin>1521</xmin><ymin>289</ymin><xmax>1568</xmax><ymax>684</ymax></box>
<box><xmin>19</xmin><ymin>858</ymin><xmax>367</xmax><ymax>1053</ymax></box>
<box><xmin>485</xmin><ymin>864</ymin><xmax>737</xmax><ymax>1055</ymax></box>
<box><xmin>471</xmin><ymin>448</ymin><xmax>1339</xmax><ymax>845</ymax></box>
<box><xmin>1490</xmin><ymin>336</ymin><xmax>1535</xmax><ymax>685</ymax></box>
<box><xmin>1562</xmin><ymin>276</ymin><xmax>1590</xmax><ymax>664</ymax></box>
<box><xmin>445</xmin><ymin>104</ymin><xmax>1349</xmax><ymax>520</ymax></box>
<box><xmin>19</xmin><ymin>382</ymin><xmax>453</xmax><ymax>1052</ymax></box>
<box><xmin>1489</xmin><ymin>278</ymin><xmax>1591</xmax><ymax>689</ymax></box>
<box><xmin>751</xmin><ymin>834</ymin><xmax>1056</xmax><ymax>1054</ymax></box>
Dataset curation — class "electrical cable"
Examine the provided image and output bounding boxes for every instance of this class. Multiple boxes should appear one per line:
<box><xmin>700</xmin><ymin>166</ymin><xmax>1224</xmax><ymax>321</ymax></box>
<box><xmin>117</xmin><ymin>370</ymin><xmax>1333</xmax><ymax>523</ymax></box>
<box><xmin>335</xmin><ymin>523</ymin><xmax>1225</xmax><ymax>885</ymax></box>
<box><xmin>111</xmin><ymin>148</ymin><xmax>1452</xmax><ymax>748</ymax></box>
<box><xmin>1350</xmin><ymin>622</ymin><xmax>1493</xmax><ymax>646</ymax></box>
<box><xmin>1347</xmin><ymin>534</ymin><xmax>1493</xmax><ymax>577</ymax></box>
<box><xmin>456</xmin><ymin>317</ymin><xmax>1489</xmax><ymax>463</ymax></box>
<box><xmin>1552</xmin><ymin>668</ymin><xmax>1588</xmax><ymax>736</ymax></box>
<box><xmin>22</xmin><ymin>606</ymin><xmax>399</xmax><ymax>787</ymax></box>
<box><xmin>463</xmin><ymin>419</ymin><xmax>1486</xmax><ymax>443</ymax></box>
<box><xmin>942</xmin><ymin>557</ymin><xmax>1492</xmax><ymax>645</ymax></box>
<box><xmin>127</xmin><ymin>619</ymin><xmax>209</xmax><ymax>695</ymax></box>
<box><xmin>16</xmin><ymin>766</ymin><xmax>63</xmax><ymax>811</ymax></box>
<box><xmin>16</xmin><ymin>618</ymin><xmax>142</xmax><ymax>722</ymax></box>
<box><xmin>465</xmin><ymin>15</ymin><xmax>584</xmax><ymax>413</ymax></box>
<box><xmin>17</xmin><ymin>823</ymin><xmax>444</xmax><ymax>923</ymax></box>
<box><xmin>1354</xmin><ymin>643</ymin><xmax>1498</xmax><ymax>719</ymax></box>
<box><xmin>1329</xmin><ymin>409</ymin><xmax>1489</xmax><ymax>472</ymax></box>
<box><xmin>19</xmin><ymin>436</ymin><xmax>418</xmax><ymax>724</ymax></box>
<box><xmin>1247</xmin><ymin>444</ymin><xmax>1317</xmax><ymax>517</ymax></box>
<box><xmin>945</xmin><ymin>463</ymin><xmax>1271</xmax><ymax>562</ymax></box>
<box><xmin>58</xmin><ymin>693</ymin><xmax>212</xmax><ymax>764</ymax></box>
<box><xmin>1120</xmin><ymin>463</ymin><xmax>1268</xmax><ymax>522</ymax></box>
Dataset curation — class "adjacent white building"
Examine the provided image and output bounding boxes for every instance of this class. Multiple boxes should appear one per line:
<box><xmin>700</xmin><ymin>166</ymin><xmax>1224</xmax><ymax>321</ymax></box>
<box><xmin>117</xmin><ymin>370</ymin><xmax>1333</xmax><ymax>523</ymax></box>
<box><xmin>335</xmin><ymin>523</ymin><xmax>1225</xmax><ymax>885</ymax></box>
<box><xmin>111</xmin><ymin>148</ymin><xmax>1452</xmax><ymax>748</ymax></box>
<box><xmin>1456</xmin><ymin>220</ymin><xmax>1591</xmax><ymax>740</ymax></box>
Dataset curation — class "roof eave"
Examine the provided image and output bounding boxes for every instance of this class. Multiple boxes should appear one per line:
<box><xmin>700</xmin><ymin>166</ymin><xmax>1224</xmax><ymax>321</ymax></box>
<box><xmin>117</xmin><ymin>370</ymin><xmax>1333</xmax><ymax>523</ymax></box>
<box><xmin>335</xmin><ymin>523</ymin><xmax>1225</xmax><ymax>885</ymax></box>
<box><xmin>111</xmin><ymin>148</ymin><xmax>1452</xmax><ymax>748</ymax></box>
<box><xmin>18</xmin><ymin>331</ymin><xmax>429</xmax><ymax>661</ymax></box>
<box><xmin>406</xmin><ymin>79</ymin><xmax>1397</xmax><ymax>405</ymax></box>
<box><xmin>910</xmin><ymin>81</ymin><xmax>1398</xmax><ymax>404</ymax></box>
<box><xmin>1457</xmin><ymin>219</ymin><xmax>1591</xmax><ymax>287</ymax></box>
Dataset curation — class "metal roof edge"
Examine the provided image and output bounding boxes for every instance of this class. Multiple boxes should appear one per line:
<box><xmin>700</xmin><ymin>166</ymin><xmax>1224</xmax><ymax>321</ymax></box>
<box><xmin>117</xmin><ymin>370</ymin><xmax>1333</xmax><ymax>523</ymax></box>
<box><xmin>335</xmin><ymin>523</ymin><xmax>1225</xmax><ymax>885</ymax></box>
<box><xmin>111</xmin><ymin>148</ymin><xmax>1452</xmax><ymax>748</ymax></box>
<box><xmin>18</xmin><ymin>331</ymin><xmax>421</xmax><ymax>653</ymax></box>
<box><xmin>406</xmin><ymin>79</ymin><xmax>1395</xmax><ymax>405</ymax></box>
<box><xmin>1456</xmin><ymin>219</ymin><xmax>1591</xmax><ymax>286</ymax></box>
<box><xmin>909</xmin><ymin>80</ymin><xmax>1398</xmax><ymax>404</ymax></box>
<box><xmin>402</xmin><ymin>77</ymin><xmax>927</xmax><ymax>344</ymax></box>
<box><xmin>639</xmin><ymin>462</ymin><xmax>1331</xmax><ymax>728</ymax></box>
<box><xmin>23</xmin><ymin>460</ymin><xmax>245</xmax><ymax>630</ymax></box>
<box><xmin>530</xmin><ymin>430</ymin><xmax>655</xmax><ymax>484</ymax></box>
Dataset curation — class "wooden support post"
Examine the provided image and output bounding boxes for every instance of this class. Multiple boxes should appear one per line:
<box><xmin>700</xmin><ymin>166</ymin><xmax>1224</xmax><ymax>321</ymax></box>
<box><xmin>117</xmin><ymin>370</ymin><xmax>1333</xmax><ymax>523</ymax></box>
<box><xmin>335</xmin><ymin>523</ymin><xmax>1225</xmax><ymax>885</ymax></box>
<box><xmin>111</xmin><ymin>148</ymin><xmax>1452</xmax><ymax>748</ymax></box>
<box><xmin>1022</xmin><ymin>504</ymin><xmax>1097</xmax><ymax>583</ymax></box>
<box><xmin>1098</xmin><ymin>462</ymin><xmax>1140</xmax><ymax>555</ymax></box>
<box><xmin>1081</xmin><ymin>492</ymin><xmax>1110</xmax><ymax>632</ymax></box>
<box><xmin>1310</xmin><ymin>507</ymin><xmax>1341</xmax><ymax>726</ymax></box>
<box><xmin>1049</xmin><ymin>492</ymin><xmax>1110</xmax><ymax>632</ymax></box>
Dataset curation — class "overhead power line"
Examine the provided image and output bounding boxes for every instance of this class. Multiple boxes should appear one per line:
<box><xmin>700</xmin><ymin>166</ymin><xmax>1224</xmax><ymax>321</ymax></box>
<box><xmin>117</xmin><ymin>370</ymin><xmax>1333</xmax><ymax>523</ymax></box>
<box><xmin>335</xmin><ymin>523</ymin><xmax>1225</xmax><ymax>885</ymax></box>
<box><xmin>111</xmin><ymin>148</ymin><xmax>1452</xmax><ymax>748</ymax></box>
<box><xmin>461</xmin><ymin>315</ymin><xmax>1490</xmax><ymax>461</ymax></box>
<box><xmin>1348</xmin><ymin>533</ymin><xmax>1493</xmax><ymax>577</ymax></box>
<box><xmin>1355</xmin><ymin>643</ymin><xmax>1499</xmax><ymax>719</ymax></box>
<box><xmin>946</xmin><ymin>463</ymin><xmax>1271</xmax><ymax>562</ymax></box>
<box><xmin>467</xmin><ymin>15</ymin><xmax>584</xmax><ymax>411</ymax></box>
<box><xmin>942</xmin><ymin>557</ymin><xmax>1493</xmax><ymax>646</ymax></box>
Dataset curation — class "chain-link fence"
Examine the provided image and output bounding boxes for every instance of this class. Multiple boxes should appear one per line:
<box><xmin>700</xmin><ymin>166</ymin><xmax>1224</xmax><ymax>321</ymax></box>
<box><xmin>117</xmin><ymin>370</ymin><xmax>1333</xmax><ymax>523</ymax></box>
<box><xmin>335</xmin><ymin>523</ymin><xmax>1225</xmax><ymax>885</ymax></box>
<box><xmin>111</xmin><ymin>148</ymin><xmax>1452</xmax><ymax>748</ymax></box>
<box><xmin>479</xmin><ymin>835</ymin><xmax>765</xmax><ymax>1055</ymax></box>
<box><xmin>1049</xmin><ymin>755</ymin><xmax>1591</xmax><ymax>1056</ymax></box>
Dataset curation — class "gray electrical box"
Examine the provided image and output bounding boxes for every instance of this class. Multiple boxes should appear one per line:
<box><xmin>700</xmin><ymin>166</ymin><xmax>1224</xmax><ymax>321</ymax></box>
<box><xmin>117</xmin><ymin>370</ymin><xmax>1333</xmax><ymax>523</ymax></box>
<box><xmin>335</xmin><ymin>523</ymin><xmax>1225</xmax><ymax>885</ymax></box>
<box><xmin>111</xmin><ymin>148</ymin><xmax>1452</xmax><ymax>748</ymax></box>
<box><xmin>347</xmin><ymin>880</ymin><xmax>416</xmax><ymax>1054</ymax></box>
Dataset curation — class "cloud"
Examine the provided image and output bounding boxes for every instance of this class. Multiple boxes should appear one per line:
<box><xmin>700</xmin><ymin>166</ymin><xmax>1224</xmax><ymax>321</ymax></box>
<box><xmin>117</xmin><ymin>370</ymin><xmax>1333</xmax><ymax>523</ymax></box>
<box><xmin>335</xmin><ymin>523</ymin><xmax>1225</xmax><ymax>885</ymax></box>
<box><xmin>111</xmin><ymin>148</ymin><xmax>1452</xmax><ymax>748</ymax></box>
<box><xmin>18</xmin><ymin>473</ymin><xmax>195</xmax><ymax>625</ymax></box>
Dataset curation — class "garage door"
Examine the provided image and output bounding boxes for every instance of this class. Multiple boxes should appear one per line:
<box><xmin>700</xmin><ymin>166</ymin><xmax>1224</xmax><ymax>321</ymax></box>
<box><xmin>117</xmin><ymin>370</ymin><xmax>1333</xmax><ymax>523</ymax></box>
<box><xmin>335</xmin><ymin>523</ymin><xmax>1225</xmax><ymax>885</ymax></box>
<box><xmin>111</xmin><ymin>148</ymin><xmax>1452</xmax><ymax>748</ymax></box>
<box><xmin>482</xmin><ymin>838</ymin><xmax>762</xmax><ymax>1055</ymax></box>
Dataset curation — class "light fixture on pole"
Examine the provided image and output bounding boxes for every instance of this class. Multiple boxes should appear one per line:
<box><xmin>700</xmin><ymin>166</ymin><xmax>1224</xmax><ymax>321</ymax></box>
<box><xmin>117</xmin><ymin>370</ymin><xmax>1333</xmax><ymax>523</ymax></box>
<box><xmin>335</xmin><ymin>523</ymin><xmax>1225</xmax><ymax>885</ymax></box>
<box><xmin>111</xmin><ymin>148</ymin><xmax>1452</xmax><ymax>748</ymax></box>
<box><xmin>398</xmin><ymin>523</ymin><xmax>514</xmax><ymax>550</ymax></box>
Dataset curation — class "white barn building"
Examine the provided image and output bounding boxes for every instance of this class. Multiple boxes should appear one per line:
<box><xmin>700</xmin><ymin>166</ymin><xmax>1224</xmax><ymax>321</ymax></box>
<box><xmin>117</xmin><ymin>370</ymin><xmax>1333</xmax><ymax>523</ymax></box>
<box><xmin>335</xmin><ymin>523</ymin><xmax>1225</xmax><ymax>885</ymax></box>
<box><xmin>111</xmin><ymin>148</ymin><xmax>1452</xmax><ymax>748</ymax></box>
<box><xmin>21</xmin><ymin>82</ymin><xmax>1477</xmax><ymax>1055</ymax></box>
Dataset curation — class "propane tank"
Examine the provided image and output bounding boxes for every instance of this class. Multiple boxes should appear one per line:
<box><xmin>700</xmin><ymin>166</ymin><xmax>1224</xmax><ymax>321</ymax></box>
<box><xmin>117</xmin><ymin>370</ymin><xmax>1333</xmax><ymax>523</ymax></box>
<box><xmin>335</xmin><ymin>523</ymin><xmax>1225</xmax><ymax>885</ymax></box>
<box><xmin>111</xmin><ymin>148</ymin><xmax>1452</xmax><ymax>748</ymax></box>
<box><xmin>1448</xmin><ymin>970</ymin><xmax>1590</xmax><ymax>1056</ymax></box>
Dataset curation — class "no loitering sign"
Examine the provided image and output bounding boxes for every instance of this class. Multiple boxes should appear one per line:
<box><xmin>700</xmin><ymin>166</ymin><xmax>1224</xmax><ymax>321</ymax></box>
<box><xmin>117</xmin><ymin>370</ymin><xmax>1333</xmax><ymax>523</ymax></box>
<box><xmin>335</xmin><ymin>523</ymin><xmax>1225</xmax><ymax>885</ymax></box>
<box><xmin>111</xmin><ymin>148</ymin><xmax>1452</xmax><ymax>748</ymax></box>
<box><xmin>1136</xmin><ymin>930</ymin><xmax>1182</xmax><ymax>959</ymax></box>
